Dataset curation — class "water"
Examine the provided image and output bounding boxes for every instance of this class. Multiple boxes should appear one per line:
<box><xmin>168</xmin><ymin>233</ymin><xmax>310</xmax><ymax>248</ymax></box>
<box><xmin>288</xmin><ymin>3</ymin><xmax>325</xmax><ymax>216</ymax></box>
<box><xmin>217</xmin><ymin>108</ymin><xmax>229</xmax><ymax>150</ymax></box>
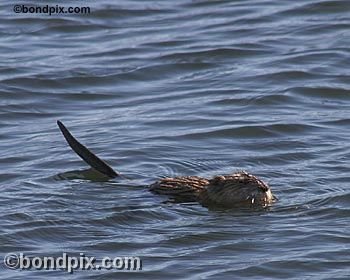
<box><xmin>1</xmin><ymin>0</ymin><xmax>350</xmax><ymax>279</ymax></box>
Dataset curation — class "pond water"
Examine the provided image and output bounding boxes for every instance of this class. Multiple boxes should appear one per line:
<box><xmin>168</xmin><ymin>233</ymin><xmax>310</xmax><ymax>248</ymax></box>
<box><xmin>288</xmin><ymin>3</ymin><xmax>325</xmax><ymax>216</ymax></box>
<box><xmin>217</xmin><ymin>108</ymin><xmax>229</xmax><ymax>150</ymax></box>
<box><xmin>1</xmin><ymin>0</ymin><xmax>349</xmax><ymax>279</ymax></box>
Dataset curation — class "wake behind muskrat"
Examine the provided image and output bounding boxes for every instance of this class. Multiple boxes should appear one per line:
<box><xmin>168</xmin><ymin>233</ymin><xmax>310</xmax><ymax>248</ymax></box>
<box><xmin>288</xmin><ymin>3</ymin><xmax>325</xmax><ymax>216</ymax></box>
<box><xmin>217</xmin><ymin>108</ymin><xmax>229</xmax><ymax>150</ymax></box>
<box><xmin>57</xmin><ymin>120</ymin><xmax>276</xmax><ymax>208</ymax></box>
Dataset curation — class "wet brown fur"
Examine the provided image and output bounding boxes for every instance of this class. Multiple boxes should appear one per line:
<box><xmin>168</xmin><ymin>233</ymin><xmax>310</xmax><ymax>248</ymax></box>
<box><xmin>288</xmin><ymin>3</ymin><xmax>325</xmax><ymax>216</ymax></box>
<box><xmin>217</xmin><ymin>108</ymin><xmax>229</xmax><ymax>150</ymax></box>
<box><xmin>150</xmin><ymin>171</ymin><xmax>274</xmax><ymax>207</ymax></box>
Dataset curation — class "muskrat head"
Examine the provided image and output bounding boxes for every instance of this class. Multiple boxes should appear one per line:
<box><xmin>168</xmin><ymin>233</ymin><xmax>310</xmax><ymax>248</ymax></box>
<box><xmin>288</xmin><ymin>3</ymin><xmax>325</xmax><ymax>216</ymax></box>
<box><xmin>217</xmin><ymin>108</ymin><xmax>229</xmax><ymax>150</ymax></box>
<box><xmin>199</xmin><ymin>171</ymin><xmax>274</xmax><ymax>208</ymax></box>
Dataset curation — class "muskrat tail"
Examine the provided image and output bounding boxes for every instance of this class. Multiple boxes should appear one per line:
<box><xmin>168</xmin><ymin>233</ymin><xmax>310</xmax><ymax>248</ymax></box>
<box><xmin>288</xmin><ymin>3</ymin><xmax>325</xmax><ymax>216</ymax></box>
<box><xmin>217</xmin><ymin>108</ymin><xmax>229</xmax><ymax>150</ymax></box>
<box><xmin>57</xmin><ymin>120</ymin><xmax>119</xmax><ymax>179</ymax></box>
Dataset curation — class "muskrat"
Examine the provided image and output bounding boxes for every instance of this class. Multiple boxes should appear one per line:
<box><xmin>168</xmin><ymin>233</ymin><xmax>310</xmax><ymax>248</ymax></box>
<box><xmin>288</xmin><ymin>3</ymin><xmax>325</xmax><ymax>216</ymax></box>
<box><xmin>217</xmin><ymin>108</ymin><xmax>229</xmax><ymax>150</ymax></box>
<box><xmin>57</xmin><ymin>121</ymin><xmax>275</xmax><ymax>208</ymax></box>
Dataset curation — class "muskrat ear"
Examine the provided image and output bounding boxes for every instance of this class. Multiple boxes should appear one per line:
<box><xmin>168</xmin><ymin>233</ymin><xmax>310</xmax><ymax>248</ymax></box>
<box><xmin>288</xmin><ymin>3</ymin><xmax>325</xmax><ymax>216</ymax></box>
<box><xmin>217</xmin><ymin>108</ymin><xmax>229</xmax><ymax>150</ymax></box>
<box><xmin>209</xmin><ymin>175</ymin><xmax>226</xmax><ymax>184</ymax></box>
<box><xmin>57</xmin><ymin>120</ymin><xmax>119</xmax><ymax>179</ymax></box>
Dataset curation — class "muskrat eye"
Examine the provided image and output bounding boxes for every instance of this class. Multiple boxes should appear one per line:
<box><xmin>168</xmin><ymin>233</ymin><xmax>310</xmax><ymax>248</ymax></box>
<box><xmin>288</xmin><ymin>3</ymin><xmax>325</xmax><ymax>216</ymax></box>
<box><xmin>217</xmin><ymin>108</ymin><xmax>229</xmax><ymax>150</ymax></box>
<box><xmin>257</xmin><ymin>181</ymin><xmax>269</xmax><ymax>192</ymax></box>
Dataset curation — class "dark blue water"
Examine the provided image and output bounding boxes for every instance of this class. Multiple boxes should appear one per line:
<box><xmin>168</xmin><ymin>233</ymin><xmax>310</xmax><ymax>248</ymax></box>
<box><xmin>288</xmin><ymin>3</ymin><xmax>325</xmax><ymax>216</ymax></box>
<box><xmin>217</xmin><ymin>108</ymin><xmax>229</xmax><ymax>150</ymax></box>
<box><xmin>1</xmin><ymin>0</ymin><xmax>350</xmax><ymax>279</ymax></box>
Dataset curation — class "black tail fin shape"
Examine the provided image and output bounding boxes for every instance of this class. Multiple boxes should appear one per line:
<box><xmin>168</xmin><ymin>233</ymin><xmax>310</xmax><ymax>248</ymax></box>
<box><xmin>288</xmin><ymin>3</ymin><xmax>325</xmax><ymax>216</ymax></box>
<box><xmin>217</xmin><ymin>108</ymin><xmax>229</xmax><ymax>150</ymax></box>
<box><xmin>57</xmin><ymin>120</ymin><xmax>118</xmax><ymax>179</ymax></box>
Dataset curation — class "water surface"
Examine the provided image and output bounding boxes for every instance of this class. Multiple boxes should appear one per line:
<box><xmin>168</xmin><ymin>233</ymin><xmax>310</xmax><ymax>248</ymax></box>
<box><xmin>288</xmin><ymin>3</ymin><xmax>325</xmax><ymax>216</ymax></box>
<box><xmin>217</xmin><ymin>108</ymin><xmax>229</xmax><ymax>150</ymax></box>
<box><xmin>1</xmin><ymin>0</ymin><xmax>350</xmax><ymax>279</ymax></box>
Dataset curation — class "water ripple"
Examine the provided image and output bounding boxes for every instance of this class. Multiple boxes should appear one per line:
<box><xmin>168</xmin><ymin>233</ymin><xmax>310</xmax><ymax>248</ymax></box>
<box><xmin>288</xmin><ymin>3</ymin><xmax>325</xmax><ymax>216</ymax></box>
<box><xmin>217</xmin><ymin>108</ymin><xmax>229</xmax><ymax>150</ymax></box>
<box><xmin>1</xmin><ymin>0</ymin><xmax>350</xmax><ymax>279</ymax></box>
